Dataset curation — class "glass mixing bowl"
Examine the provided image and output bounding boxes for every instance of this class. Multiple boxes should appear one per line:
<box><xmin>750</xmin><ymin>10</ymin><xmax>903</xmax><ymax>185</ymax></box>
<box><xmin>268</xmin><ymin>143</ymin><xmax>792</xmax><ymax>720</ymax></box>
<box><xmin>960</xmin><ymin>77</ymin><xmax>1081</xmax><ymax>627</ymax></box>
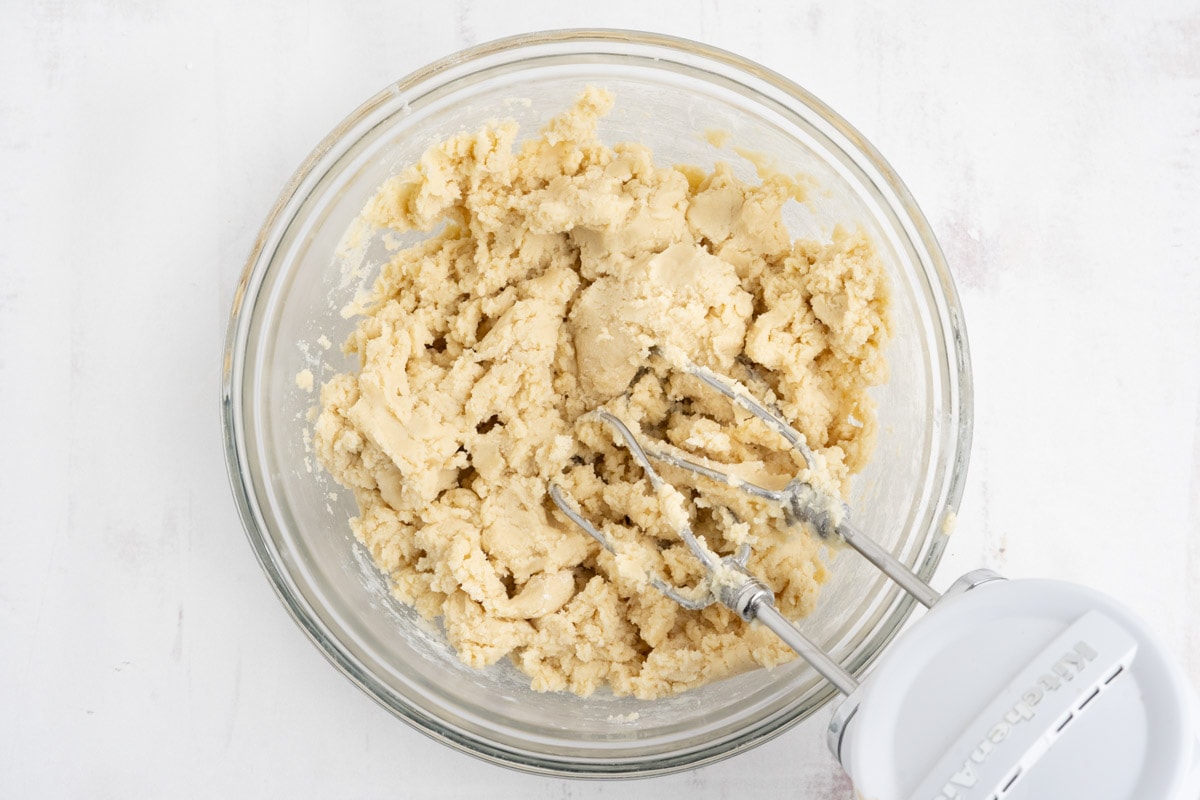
<box><xmin>221</xmin><ymin>29</ymin><xmax>972</xmax><ymax>777</ymax></box>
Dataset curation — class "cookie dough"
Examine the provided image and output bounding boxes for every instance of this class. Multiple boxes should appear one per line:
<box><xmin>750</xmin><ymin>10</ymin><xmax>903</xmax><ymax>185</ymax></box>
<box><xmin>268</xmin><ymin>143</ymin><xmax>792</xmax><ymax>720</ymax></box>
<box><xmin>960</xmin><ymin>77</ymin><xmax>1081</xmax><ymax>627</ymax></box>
<box><xmin>313</xmin><ymin>89</ymin><xmax>890</xmax><ymax>699</ymax></box>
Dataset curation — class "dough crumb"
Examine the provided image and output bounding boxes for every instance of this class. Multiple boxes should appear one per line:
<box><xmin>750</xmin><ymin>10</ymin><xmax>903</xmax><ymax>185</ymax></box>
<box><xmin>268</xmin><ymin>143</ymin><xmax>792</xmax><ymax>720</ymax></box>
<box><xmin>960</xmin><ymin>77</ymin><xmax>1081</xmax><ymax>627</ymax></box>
<box><xmin>313</xmin><ymin>89</ymin><xmax>890</xmax><ymax>699</ymax></box>
<box><xmin>295</xmin><ymin>369</ymin><xmax>314</xmax><ymax>393</ymax></box>
<box><xmin>704</xmin><ymin>128</ymin><xmax>730</xmax><ymax>148</ymax></box>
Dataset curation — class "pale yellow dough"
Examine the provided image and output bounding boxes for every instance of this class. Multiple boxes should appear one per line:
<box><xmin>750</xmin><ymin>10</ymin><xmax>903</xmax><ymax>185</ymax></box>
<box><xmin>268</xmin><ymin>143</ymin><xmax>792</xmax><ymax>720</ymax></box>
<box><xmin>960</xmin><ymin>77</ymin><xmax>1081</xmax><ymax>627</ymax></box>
<box><xmin>314</xmin><ymin>89</ymin><xmax>890</xmax><ymax>699</ymax></box>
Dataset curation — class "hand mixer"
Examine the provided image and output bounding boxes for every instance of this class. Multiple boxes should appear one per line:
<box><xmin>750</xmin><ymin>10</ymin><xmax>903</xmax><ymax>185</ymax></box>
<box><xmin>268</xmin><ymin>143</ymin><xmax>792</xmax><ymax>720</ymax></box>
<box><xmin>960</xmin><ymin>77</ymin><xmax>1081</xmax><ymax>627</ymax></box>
<box><xmin>550</xmin><ymin>349</ymin><xmax>1200</xmax><ymax>800</ymax></box>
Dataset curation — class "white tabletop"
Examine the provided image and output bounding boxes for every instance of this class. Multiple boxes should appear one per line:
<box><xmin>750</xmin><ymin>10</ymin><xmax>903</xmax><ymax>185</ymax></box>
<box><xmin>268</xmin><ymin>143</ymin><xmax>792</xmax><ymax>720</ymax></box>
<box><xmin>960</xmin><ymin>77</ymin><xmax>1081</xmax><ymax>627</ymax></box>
<box><xmin>2</xmin><ymin>1</ymin><xmax>1197</xmax><ymax>796</ymax></box>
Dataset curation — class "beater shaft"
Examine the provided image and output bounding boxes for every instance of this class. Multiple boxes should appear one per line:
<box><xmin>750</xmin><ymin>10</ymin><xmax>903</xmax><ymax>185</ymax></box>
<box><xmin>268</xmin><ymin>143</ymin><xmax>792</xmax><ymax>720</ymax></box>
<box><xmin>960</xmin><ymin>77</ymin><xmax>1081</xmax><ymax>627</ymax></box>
<box><xmin>838</xmin><ymin>521</ymin><xmax>940</xmax><ymax>608</ymax></box>
<box><xmin>753</xmin><ymin>603</ymin><xmax>859</xmax><ymax>695</ymax></box>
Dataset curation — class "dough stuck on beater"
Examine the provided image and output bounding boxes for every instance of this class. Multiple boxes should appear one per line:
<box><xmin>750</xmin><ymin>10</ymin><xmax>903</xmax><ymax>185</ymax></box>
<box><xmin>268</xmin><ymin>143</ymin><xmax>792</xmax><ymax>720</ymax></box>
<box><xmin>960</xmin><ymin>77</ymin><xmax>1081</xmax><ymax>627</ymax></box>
<box><xmin>313</xmin><ymin>88</ymin><xmax>891</xmax><ymax>699</ymax></box>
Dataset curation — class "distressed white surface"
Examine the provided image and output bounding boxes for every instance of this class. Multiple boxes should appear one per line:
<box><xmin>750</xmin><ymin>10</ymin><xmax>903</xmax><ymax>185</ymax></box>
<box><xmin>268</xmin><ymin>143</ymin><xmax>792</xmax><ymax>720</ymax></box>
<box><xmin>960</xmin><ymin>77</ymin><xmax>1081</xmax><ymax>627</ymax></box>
<box><xmin>1</xmin><ymin>1</ymin><xmax>1198</xmax><ymax>797</ymax></box>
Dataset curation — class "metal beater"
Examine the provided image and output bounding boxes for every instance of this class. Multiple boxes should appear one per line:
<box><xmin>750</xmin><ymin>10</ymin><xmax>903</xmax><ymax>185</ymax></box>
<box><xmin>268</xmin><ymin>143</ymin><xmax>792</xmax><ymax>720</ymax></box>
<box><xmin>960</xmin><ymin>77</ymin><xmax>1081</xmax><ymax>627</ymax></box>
<box><xmin>549</xmin><ymin>348</ymin><xmax>1200</xmax><ymax>800</ymax></box>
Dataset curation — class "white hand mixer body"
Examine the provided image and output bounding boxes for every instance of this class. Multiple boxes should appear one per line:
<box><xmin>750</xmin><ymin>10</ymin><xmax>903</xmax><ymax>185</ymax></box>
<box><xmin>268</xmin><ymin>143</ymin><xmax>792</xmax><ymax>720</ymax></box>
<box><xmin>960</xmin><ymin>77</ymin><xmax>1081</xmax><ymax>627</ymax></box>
<box><xmin>834</xmin><ymin>574</ymin><xmax>1200</xmax><ymax>799</ymax></box>
<box><xmin>550</xmin><ymin>350</ymin><xmax>1200</xmax><ymax>800</ymax></box>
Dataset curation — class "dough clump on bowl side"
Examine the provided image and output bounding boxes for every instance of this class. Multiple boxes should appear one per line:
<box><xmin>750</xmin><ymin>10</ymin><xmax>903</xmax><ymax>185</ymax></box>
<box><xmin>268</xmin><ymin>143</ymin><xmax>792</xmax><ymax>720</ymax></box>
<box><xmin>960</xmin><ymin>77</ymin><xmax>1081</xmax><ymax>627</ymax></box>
<box><xmin>314</xmin><ymin>88</ymin><xmax>890</xmax><ymax>699</ymax></box>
